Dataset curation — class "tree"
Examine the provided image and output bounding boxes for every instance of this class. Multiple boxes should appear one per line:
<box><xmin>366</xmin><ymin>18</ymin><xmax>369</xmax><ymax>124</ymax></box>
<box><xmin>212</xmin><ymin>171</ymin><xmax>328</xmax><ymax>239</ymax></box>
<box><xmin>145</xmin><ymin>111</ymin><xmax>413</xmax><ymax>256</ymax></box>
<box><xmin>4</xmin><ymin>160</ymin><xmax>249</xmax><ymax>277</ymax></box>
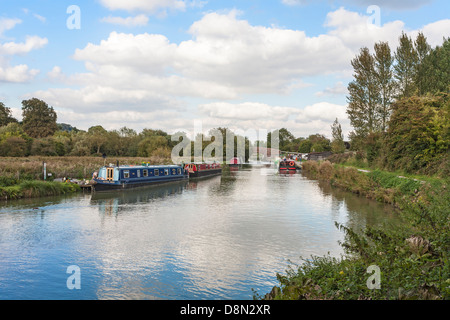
<box><xmin>137</xmin><ymin>136</ymin><xmax>169</xmax><ymax>157</ymax></box>
<box><xmin>298</xmin><ymin>139</ymin><xmax>312</xmax><ymax>153</ymax></box>
<box><xmin>331</xmin><ymin>118</ymin><xmax>345</xmax><ymax>154</ymax></box>
<box><xmin>384</xmin><ymin>94</ymin><xmax>449</xmax><ymax>173</ymax></box>
<box><xmin>0</xmin><ymin>136</ymin><xmax>28</xmax><ymax>157</ymax></box>
<box><xmin>374</xmin><ymin>41</ymin><xmax>395</xmax><ymax>131</ymax></box>
<box><xmin>0</xmin><ymin>122</ymin><xmax>31</xmax><ymax>156</ymax></box>
<box><xmin>267</xmin><ymin>128</ymin><xmax>294</xmax><ymax>150</ymax></box>
<box><xmin>394</xmin><ymin>32</ymin><xmax>418</xmax><ymax>99</ymax></box>
<box><xmin>22</xmin><ymin>98</ymin><xmax>58</xmax><ymax>138</ymax></box>
<box><xmin>308</xmin><ymin>134</ymin><xmax>331</xmax><ymax>152</ymax></box>
<box><xmin>87</xmin><ymin>125</ymin><xmax>108</xmax><ymax>155</ymax></box>
<box><xmin>420</xmin><ymin>37</ymin><xmax>449</xmax><ymax>94</ymax></box>
<box><xmin>347</xmin><ymin>47</ymin><xmax>381</xmax><ymax>145</ymax></box>
<box><xmin>0</xmin><ymin>102</ymin><xmax>17</xmax><ymax>127</ymax></box>
<box><xmin>414</xmin><ymin>32</ymin><xmax>431</xmax><ymax>96</ymax></box>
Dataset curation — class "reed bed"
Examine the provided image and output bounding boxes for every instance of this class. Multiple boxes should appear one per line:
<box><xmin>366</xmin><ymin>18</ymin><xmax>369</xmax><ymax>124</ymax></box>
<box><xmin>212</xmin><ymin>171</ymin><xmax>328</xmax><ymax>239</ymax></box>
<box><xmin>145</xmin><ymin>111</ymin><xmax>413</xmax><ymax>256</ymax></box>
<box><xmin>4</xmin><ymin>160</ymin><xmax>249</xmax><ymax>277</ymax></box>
<box><xmin>0</xmin><ymin>156</ymin><xmax>172</xmax><ymax>182</ymax></box>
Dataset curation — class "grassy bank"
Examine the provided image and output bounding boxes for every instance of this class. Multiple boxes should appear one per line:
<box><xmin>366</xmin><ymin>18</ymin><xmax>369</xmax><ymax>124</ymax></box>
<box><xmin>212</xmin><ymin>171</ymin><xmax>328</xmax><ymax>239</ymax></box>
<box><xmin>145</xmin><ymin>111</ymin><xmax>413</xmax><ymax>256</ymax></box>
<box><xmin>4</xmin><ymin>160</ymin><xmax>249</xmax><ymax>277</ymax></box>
<box><xmin>0</xmin><ymin>156</ymin><xmax>171</xmax><ymax>200</ymax></box>
<box><xmin>0</xmin><ymin>156</ymin><xmax>172</xmax><ymax>181</ymax></box>
<box><xmin>0</xmin><ymin>180</ymin><xmax>81</xmax><ymax>200</ymax></box>
<box><xmin>260</xmin><ymin>161</ymin><xmax>449</xmax><ymax>300</ymax></box>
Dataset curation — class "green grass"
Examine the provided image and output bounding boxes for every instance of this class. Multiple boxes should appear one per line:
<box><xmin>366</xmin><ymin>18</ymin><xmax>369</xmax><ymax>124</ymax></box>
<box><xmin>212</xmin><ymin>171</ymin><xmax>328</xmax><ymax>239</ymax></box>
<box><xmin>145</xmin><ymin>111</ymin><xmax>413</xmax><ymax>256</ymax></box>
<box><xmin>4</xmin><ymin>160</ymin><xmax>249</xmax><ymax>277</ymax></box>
<box><xmin>0</xmin><ymin>180</ymin><xmax>81</xmax><ymax>200</ymax></box>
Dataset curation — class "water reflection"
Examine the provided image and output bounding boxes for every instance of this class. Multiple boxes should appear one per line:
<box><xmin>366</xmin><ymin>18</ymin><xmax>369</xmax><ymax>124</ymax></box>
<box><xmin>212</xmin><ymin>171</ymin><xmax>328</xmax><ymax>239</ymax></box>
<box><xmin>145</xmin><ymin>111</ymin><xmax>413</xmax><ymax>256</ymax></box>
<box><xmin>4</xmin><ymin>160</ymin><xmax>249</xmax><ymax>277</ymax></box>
<box><xmin>91</xmin><ymin>181</ymin><xmax>189</xmax><ymax>218</ymax></box>
<box><xmin>0</xmin><ymin>167</ymin><xmax>402</xmax><ymax>300</ymax></box>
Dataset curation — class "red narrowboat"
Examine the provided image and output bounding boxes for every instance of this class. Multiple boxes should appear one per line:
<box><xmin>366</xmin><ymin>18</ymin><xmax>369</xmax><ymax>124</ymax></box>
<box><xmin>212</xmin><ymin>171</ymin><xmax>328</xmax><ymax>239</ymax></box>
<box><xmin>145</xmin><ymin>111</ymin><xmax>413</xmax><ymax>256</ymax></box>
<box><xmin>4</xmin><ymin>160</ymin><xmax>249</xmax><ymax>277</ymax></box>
<box><xmin>184</xmin><ymin>163</ymin><xmax>222</xmax><ymax>179</ymax></box>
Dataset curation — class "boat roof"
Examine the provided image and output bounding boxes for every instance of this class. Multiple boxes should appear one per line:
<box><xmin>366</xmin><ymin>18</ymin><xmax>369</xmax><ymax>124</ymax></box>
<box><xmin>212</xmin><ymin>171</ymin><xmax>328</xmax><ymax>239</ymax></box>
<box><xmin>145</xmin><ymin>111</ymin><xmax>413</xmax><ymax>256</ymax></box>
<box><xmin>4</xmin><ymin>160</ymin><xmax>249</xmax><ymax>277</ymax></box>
<box><xmin>102</xmin><ymin>165</ymin><xmax>182</xmax><ymax>169</ymax></box>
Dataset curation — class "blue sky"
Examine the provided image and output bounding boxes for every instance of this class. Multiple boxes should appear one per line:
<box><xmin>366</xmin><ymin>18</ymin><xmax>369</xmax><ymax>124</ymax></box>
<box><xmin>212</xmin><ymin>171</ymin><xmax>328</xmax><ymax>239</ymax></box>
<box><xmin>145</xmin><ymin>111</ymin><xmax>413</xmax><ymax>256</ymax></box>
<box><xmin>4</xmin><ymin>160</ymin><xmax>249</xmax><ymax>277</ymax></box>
<box><xmin>1</xmin><ymin>0</ymin><xmax>449</xmax><ymax>139</ymax></box>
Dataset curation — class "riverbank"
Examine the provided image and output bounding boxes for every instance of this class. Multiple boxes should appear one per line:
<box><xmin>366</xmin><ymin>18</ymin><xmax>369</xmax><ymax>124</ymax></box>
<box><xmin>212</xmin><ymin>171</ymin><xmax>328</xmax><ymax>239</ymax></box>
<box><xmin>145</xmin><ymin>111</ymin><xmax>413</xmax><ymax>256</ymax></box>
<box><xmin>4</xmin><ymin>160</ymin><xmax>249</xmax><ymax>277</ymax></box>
<box><xmin>0</xmin><ymin>156</ymin><xmax>172</xmax><ymax>200</ymax></box>
<box><xmin>260</xmin><ymin>161</ymin><xmax>449</xmax><ymax>300</ymax></box>
<box><xmin>0</xmin><ymin>180</ymin><xmax>81</xmax><ymax>200</ymax></box>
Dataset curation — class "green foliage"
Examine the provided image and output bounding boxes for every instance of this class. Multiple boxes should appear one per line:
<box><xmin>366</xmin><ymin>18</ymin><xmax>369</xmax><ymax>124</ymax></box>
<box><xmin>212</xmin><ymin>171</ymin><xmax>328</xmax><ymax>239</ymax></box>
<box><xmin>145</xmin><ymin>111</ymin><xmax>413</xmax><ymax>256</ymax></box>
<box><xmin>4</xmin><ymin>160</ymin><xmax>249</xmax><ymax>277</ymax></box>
<box><xmin>0</xmin><ymin>180</ymin><xmax>81</xmax><ymax>200</ymax></box>
<box><xmin>0</xmin><ymin>102</ymin><xmax>17</xmax><ymax>127</ymax></box>
<box><xmin>137</xmin><ymin>136</ymin><xmax>170</xmax><ymax>157</ymax></box>
<box><xmin>394</xmin><ymin>32</ymin><xmax>418</xmax><ymax>99</ymax></box>
<box><xmin>384</xmin><ymin>94</ymin><xmax>449</xmax><ymax>174</ymax></box>
<box><xmin>331</xmin><ymin>118</ymin><xmax>345</xmax><ymax>154</ymax></box>
<box><xmin>263</xmin><ymin>164</ymin><xmax>449</xmax><ymax>300</ymax></box>
<box><xmin>21</xmin><ymin>98</ymin><xmax>58</xmax><ymax>138</ymax></box>
<box><xmin>420</xmin><ymin>37</ymin><xmax>449</xmax><ymax>95</ymax></box>
<box><xmin>298</xmin><ymin>139</ymin><xmax>312</xmax><ymax>153</ymax></box>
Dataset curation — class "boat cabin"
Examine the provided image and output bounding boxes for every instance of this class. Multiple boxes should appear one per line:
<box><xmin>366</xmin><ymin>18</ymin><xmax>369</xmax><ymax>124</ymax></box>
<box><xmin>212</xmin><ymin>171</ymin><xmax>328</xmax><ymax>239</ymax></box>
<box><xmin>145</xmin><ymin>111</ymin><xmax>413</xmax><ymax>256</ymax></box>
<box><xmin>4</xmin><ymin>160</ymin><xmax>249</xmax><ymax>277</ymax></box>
<box><xmin>97</xmin><ymin>165</ymin><xmax>185</xmax><ymax>182</ymax></box>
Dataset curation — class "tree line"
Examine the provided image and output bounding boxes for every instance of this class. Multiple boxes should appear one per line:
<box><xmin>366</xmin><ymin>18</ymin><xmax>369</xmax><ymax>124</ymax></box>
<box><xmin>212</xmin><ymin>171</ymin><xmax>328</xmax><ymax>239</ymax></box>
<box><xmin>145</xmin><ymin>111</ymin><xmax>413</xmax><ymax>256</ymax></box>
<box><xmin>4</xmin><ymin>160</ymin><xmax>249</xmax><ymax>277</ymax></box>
<box><xmin>0</xmin><ymin>97</ymin><xmax>335</xmax><ymax>159</ymax></box>
<box><xmin>342</xmin><ymin>32</ymin><xmax>449</xmax><ymax>175</ymax></box>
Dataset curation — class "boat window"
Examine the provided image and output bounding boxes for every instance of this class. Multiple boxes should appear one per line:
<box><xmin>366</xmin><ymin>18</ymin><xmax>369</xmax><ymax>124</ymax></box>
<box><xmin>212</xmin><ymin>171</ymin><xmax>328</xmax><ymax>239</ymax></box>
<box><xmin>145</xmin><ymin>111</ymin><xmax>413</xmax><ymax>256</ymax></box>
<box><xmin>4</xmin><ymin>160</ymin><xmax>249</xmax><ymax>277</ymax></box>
<box><xmin>143</xmin><ymin>169</ymin><xmax>148</xmax><ymax>177</ymax></box>
<box><xmin>178</xmin><ymin>168</ymin><xmax>181</xmax><ymax>175</ymax></box>
<box><xmin>155</xmin><ymin>169</ymin><xmax>159</xmax><ymax>176</ymax></box>
<box><xmin>137</xmin><ymin>170</ymin><xmax>140</xmax><ymax>178</ymax></box>
<box><xmin>172</xmin><ymin>168</ymin><xmax>176</xmax><ymax>175</ymax></box>
<box><xmin>123</xmin><ymin>170</ymin><xmax>130</xmax><ymax>179</ymax></box>
<box><xmin>107</xmin><ymin>168</ymin><xmax>114</xmax><ymax>181</ymax></box>
<box><xmin>98</xmin><ymin>168</ymin><xmax>106</xmax><ymax>179</ymax></box>
<box><xmin>164</xmin><ymin>169</ymin><xmax>169</xmax><ymax>176</ymax></box>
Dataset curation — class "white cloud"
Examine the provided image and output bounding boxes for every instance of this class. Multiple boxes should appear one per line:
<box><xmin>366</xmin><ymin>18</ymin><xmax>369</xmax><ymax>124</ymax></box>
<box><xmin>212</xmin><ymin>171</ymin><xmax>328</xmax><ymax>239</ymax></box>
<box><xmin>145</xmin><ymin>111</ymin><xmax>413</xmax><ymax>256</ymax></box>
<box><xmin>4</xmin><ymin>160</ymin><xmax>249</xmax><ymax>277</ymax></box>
<box><xmin>0</xmin><ymin>18</ymin><xmax>22</xmax><ymax>36</ymax></box>
<box><xmin>100</xmin><ymin>14</ymin><xmax>149</xmax><ymax>27</ymax></box>
<box><xmin>325</xmin><ymin>7</ymin><xmax>406</xmax><ymax>52</ymax></box>
<box><xmin>197</xmin><ymin>101</ymin><xmax>350</xmax><ymax>139</ymax></box>
<box><xmin>198</xmin><ymin>102</ymin><xmax>301</xmax><ymax>121</ymax></box>
<box><xmin>344</xmin><ymin>0</ymin><xmax>432</xmax><ymax>10</ymax></box>
<box><xmin>0</xmin><ymin>35</ymin><xmax>48</xmax><ymax>55</ymax></box>
<box><xmin>281</xmin><ymin>0</ymin><xmax>310</xmax><ymax>6</ymax></box>
<box><xmin>33</xmin><ymin>13</ymin><xmax>46</xmax><ymax>23</ymax></box>
<box><xmin>26</xmin><ymin>8</ymin><xmax>449</xmax><ymax>134</ymax></box>
<box><xmin>296</xmin><ymin>102</ymin><xmax>347</xmax><ymax>124</ymax></box>
<box><xmin>416</xmin><ymin>19</ymin><xmax>450</xmax><ymax>47</ymax></box>
<box><xmin>99</xmin><ymin>0</ymin><xmax>187</xmax><ymax>13</ymax></box>
<box><xmin>0</xmin><ymin>19</ymin><xmax>47</xmax><ymax>83</ymax></box>
<box><xmin>315</xmin><ymin>81</ymin><xmax>348</xmax><ymax>97</ymax></box>
<box><xmin>0</xmin><ymin>64</ymin><xmax>40</xmax><ymax>83</ymax></box>
<box><xmin>325</xmin><ymin>7</ymin><xmax>450</xmax><ymax>52</ymax></box>
<box><xmin>282</xmin><ymin>0</ymin><xmax>433</xmax><ymax>10</ymax></box>
<box><xmin>38</xmin><ymin>10</ymin><xmax>354</xmax><ymax>112</ymax></box>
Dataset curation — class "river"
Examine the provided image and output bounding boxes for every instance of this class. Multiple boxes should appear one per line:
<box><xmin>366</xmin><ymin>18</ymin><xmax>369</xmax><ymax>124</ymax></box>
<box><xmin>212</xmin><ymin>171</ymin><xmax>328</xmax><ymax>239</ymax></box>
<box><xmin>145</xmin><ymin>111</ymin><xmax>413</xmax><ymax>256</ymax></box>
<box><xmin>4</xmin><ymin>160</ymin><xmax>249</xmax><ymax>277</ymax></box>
<box><xmin>0</xmin><ymin>165</ymin><xmax>400</xmax><ymax>300</ymax></box>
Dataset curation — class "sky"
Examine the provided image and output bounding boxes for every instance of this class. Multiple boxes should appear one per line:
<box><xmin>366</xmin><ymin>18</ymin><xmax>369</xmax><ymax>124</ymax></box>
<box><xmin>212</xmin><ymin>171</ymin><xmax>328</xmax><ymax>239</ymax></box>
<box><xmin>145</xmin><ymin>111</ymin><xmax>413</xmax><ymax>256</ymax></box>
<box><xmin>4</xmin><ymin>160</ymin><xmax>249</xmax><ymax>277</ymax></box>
<box><xmin>0</xmin><ymin>0</ymin><xmax>449</xmax><ymax>140</ymax></box>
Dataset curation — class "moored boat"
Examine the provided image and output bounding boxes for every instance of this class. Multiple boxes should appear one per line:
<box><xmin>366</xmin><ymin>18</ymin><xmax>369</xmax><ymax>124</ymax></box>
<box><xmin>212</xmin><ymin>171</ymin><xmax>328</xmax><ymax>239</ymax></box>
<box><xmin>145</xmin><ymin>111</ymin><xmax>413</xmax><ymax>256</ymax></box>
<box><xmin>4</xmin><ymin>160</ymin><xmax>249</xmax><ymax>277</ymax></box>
<box><xmin>184</xmin><ymin>162</ymin><xmax>222</xmax><ymax>179</ymax></box>
<box><xmin>92</xmin><ymin>164</ymin><xmax>188</xmax><ymax>192</ymax></box>
<box><xmin>278</xmin><ymin>160</ymin><xmax>298</xmax><ymax>172</ymax></box>
<box><xmin>229</xmin><ymin>157</ymin><xmax>242</xmax><ymax>169</ymax></box>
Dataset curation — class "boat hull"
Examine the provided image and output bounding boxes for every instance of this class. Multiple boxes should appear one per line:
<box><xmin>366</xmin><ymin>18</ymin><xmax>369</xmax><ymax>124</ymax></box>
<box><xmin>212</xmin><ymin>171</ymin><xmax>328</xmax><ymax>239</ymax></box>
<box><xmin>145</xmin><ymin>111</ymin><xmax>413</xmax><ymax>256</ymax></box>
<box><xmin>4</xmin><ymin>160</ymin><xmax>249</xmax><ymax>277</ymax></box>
<box><xmin>93</xmin><ymin>175</ymin><xmax>188</xmax><ymax>192</ymax></box>
<box><xmin>189</xmin><ymin>168</ymin><xmax>222</xmax><ymax>179</ymax></box>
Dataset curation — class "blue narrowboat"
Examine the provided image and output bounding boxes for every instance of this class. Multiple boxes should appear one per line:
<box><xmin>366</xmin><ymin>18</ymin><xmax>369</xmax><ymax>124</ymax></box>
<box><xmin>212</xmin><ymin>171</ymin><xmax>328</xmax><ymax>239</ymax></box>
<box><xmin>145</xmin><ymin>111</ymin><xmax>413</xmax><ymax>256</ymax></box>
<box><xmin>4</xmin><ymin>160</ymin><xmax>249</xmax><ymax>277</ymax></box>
<box><xmin>92</xmin><ymin>164</ymin><xmax>188</xmax><ymax>192</ymax></box>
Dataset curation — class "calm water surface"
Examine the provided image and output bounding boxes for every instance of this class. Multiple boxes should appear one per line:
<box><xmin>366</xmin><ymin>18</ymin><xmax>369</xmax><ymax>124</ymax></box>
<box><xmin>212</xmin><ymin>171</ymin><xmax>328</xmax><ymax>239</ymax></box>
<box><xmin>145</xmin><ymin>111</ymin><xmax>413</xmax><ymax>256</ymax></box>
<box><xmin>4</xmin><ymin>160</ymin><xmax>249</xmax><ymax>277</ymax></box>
<box><xmin>0</xmin><ymin>166</ymin><xmax>400</xmax><ymax>300</ymax></box>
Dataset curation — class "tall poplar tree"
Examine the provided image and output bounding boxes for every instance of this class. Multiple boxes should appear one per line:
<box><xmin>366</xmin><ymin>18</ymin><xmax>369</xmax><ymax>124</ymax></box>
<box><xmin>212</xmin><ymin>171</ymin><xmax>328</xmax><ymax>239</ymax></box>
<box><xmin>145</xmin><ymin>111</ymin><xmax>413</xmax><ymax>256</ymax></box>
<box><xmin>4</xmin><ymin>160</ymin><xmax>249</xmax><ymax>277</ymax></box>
<box><xmin>347</xmin><ymin>47</ymin><xmax>381</xmax><ymax>145</ymax></box>
<box><xmin>331</xmin><ymin>118</ymin><xmax>345</xmax><ymax>154</ymax></box>
<box><xmin>414</xmin><ymin>31</ymin><xmax>432</xmax><ymax>96</ymax></box>
<box><xmin>394</xmin><ymin>32</ymin><xmax>418</xmax><ymax>99</ymax></box>
<box><xmin>374</xmin><ymin>41</ymin><xmax>395</xmax><ymax>132</ymax></box>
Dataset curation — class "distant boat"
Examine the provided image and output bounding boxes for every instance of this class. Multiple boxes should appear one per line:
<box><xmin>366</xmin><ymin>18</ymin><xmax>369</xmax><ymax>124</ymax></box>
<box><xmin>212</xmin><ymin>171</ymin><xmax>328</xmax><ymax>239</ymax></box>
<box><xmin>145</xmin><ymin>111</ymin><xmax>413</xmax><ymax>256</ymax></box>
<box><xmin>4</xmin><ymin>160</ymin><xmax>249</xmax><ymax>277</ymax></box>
<box><xmin>278</xmin><ymin>160</ymin><xmax>299</xmax><ymax>173</ymax></box>
<box><xmin>91</xmin><ymin>164</ymin><xmax>188</xmax><ymax>192</ymax></box>
<box><xmin>184</xmin><ymin>163</ymin><xmax>222</xmax><ymax>179</ymax></box>
<box><xmin>229</xmin><ymin>157</ymin><xmax>242</xmax><ymax>167</ymax></box>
